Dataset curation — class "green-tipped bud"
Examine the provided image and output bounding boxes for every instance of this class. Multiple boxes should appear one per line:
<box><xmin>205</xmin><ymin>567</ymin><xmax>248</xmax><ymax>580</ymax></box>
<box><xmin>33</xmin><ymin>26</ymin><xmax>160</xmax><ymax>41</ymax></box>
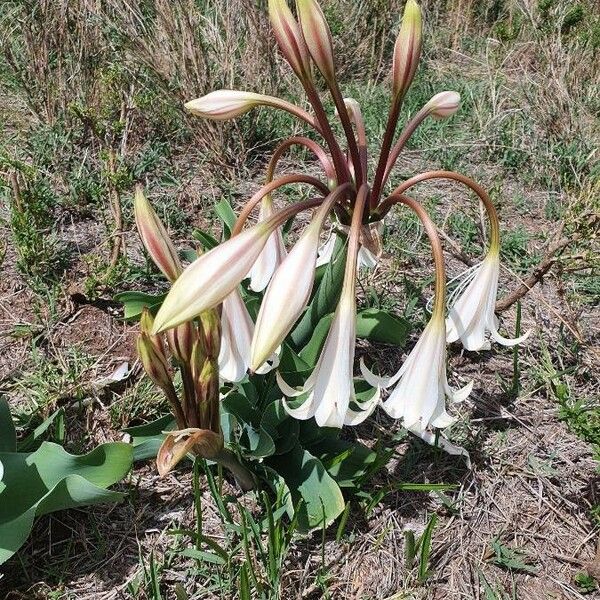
<box><xmin>134</xmin><ymin>186</ymin><xmax>182</xmax><ymax>283</ymax></box>
<box><xmin>425</xmin><ymin>91</ymin><xmax>460</xmax><ymax>119</ymax></box>
<box><xmin>392</xmin><ymin>0</ymin><xmax>422</xmax><ymax>100</ymax></box>
<box><xmin>166</xmin><ymin>320</ymin><xmax>197</xmax><ymax>364</ymax></box>
<box><xmin>197</xmin><ymin>309</ymin><xmax>221</xmax><ymax>360</ymax></box>
<box><xmin>296</xmin><ymin>0</ymin><xmax>336</xmax><ymax>83</ymax></box>
<box><xmin>140</xmin><ymin>307</ymin><xmax>166</xmax><ymax>356</ymax></box>
<box><xmin>268</xmin><ymin>0</ymin><xmax>311</xmax><ymax>79</ymax></box>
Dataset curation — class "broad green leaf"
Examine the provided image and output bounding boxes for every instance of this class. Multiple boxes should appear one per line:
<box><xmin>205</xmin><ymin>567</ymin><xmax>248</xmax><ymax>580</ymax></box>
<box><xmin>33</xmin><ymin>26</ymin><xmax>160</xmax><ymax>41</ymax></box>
<box><xmin>17</xmin><ymin>408</ymin><xmax>65</xmax><ymax>452</ymax></box>
<box><xmin>0</xmin><ymin>441</ymin><xmax>132</xmax><ymax>564</ymax></box>
<box><xmin>310</xmin><ymin>438</ymin><xmax>385</xmax><ymax>489</ymax></box>
<box><xmin>125</xmin><ymin>415</ymin><xmax>175</xmax><ymax>461</ymax></box>
<box><xmin>265</xmin><ymin>444</ymin><xmax>345</xmax><ymax>531</ymax></box>
<box><xmin>290</xmin><ymin>236</ymin><xmax>347</xmax><ymax>348</ymax></box>
<box><xmin>214</xmin><ymin>198</ymin><xmax>237</xmax><ymax>239</ymax></box>
<box><xmin>356</xmin><ymin>308</ymin><xmax>411</xmax><ymax>346</ymax></box>
<box><xmin>192</xmin><ymin>229</ymin><xmax>219</xmax><ymax>250</ymax></box>
<box><xmin>0</xmin><ymin>397</ymin><xmax>16</xmax><ymax>452</ymax></box>
<box><xmin>298</xmin><ymin>314</ymin><xmax>333</xmax><ymax>367</ymax></box>
<box><xmin>260</xmin><ymin>400</ymin><xmax>299</xmax><ymax>455</ymax></box>
<box><xmin>114</xmin><ymin>291</ymin><xmax>167</xmax><ymax>321</ymax></box>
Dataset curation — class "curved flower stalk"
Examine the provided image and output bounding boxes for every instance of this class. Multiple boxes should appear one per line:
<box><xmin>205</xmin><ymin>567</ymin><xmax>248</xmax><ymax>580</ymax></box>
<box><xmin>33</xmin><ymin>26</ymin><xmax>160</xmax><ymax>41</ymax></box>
<box><xmin>378</xmin><ymin>170</ymin><xmax>532</xmax><ymax>350</ymax></box>
<box><xmin>277</xmin><ymin>186</ymin><xmax>380</xmax><ymax>427</ymax></box>
<box><xmin>361</xmin><ymin>196</ymin><xmax>472</xmax><ymax>457</ymax></box>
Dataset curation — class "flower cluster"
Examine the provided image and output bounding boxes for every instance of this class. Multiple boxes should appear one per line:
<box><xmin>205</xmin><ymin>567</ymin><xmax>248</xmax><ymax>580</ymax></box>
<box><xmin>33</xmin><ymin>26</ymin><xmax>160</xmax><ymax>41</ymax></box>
<box><xmin>139</xmin><ymin>0</ymin><xmax>530</xmax><ymax>464</ymax></box>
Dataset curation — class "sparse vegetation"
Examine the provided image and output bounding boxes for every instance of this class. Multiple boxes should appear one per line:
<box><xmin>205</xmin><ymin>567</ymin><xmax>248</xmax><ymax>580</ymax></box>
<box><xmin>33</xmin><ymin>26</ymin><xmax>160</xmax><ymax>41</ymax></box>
<box><xmin>0</xmin><ymin>0</ymin><xmax>598</xmax><ymax>598</ymax></box>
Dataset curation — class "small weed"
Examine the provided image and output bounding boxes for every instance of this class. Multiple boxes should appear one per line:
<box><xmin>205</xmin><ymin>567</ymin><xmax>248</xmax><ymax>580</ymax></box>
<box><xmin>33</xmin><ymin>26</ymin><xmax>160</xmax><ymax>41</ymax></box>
<box><xmin>488</xmin><ymin>537</ymin><xmax>537</xmax><ymax>574</ymax></box>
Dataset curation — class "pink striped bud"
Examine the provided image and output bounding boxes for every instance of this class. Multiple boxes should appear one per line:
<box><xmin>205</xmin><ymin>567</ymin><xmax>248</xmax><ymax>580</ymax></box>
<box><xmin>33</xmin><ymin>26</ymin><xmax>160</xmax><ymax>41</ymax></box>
<box><xmin>268</xmin><ymin>0</ymin><xmax>311</xmax><ymax>79</ymax></box>
<box><xmin>392</xmin><ymin>0</ymin><xmax>422</xmax><ymax>100</ymax></box>
<box><xmin>296</xmin><ymin>0</ymin><xmax>336</xmax><ymax>83</ymax></box>
<box><xmin>134</xmin><ymin>186</ymin><xmax>182</xmax><ymax>283</ymax></box>
<box><xmin>425</xmin><ymin>91</ymin><xmax>461</xmax><ymax>119</ymax></box>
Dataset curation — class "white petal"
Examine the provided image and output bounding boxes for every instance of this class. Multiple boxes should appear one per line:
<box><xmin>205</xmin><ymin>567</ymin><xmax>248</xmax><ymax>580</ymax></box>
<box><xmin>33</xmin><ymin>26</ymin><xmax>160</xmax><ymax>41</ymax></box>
<box><xmin>488</xmin><ymin>320</ymin><xmax>532</xmax><ymax>347</ymax></box>
<box><xmin>218</xmin><ymin>289</ymin><xmax>254</xmax><ymax>382</ymax></box>
<box><xmin>359</xmin><ymin>357</ymin><xmax>396</xmax><ymax>389</ymax></box>
<box><xmin>344</xmin><ymin>386</ymin><xmax>380</xmax><ymax>426</ymax></box>
<box><xmin>316</xmin><ymin>231</ymin><xmax>336</xmax><ymax>267</ymax></box>
<box><xmin>249</xmin><ymin>199</ymin><xmax>287</xmax><ymax>292</ymax></box>
<box><xmin>443</xmin><ymin>377</ymin><xmax>474</xmax><ymax>403</ymax></box>
<box><xmin>282</xmin><ymin>391</ymin><xmax>317</xmax><ymax>420</ymax></box>
<box><xmin>276</xmin><ymin>371</ymin><xmax>311</xmax><ymax>397</ymax></box>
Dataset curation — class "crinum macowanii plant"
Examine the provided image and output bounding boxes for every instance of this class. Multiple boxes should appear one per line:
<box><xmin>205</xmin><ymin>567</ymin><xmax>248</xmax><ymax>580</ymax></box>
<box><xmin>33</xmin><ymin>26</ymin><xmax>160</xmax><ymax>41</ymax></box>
<box><xmin>136</xmin><ymin>0</ymin><xmax>530</xmax><ymax>488</ymax></box>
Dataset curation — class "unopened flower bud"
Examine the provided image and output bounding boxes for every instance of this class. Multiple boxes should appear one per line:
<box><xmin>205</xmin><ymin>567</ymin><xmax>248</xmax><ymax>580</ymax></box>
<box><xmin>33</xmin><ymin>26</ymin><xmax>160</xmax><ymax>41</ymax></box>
<box><xmin>392</xmin><ymin>0</ymin><xmax>422</xmax><ymax>100</ymax></box>
<box><xmin>134</xmin><ymin>186</ymin><xmax>182</xmax><ymax>283</ymax></box>
<box><xmin>296</xmin><ymin>0</ymin><xmax>336</xmax><ymax>83</ymax></box>
<box><xmin>185</xmin><ymin>90</ymin><xmax>264</xmax><ymax>120</ymax></box>
<box><xmin>426</xmin><ymin>91</ymin><xmax>461</xmax><ymax>120</ymax></box>
<box><xmin>140</xmin><ymin>308</ymin><xmax>166</xmax><ymax>356</ymax></box>
<box><xmin>166</xmin><ymin>320</ymin><xmax>197</xmax><ymax>364</ymax></box>
<box><xmin>137</xmin><ymin>331</ymin><xmax>175</xmax><ymax>395</ymax></box>
<box><xmin>269</xmin><ymin>0</ymin><xmax>311</xmax><ymax>79</ymax></box>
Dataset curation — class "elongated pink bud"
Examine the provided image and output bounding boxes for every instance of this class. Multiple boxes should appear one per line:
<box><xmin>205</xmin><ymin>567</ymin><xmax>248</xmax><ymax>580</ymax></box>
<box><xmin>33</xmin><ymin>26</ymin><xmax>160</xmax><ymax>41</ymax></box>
<box><xmin>153</xmin><ymin>221</ymin><xmax>274</xmax><ymax>333</ymax></box>
<box><xmin>296</xmin><ymin>0</ymin><xmax>336</xmax><ymax>82</ymax></box>
<box><xmin>135</xmin><ymin>186</ymin><xmax>182</xmax><ymax>283</ymax></box>
<box><xmin>269</xmin><ymin>0</ymin><xmax>311</xmax><ymax>79</ymax></box>
<box><xmin>137</xmin><ymin>331</ymin><xmax>174</xmax><ymax>394</ymax></box>
<box><xmin>392</xmin><ymin>0</ymin><xmax>422</xmax><ymax>100</ymax></box>
<box><xmin>425</xmin><ymin>91</ymin><xmax>460</xmax><ymax>119</ymax></box>
<box><xmin>185</xmin><ymin>90</ymin><xmax>318</xmax><ymax>130</ymax></box>
<box><xmin>250</xmin><ymin>188</ymin><xmax>347</xmax><ymax>371</ymax></box>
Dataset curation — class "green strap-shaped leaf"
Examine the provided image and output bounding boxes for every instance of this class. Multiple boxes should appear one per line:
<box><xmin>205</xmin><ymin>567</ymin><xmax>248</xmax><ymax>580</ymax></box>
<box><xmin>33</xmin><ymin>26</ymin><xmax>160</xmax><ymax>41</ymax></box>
<box><xmin>215</xmin><ymin>198</ymin><xmax>237</xmax><ymax>239</ymax></box>
<box><xmin>355</xmin><ymin>308</ymin><xmax>411</xmax><ymax>346</ymax></box>
<box><xmin>0</xmin><ymin>441</ymin><xmax>132</xmax><ymax>564</ymax></box>
<box><xmin>114</xmin><ymin>291</ymin><xmax>167</xmax><ymax>321</ymax></box>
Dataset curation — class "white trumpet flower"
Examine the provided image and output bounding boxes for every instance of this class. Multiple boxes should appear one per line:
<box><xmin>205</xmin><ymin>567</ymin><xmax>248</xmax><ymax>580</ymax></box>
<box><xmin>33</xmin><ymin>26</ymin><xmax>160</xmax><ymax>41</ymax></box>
<box><xmin>446</xmin><ymin>251</ymin><xmax>531</xmax><ymax>351</ymax></box>
<box><xmin>277</xmin><ymin>293</ymin><xmax>380</xmax><ymax>428</ymax></box>
<box><xmin>248</xmin><ymin>197</ymin><xmax>287</xmax><ymax>292</ymax></box>
<box><xmin>277</xmin><ymin>186</ymin><xmax>379</xmax><ymax>428</ymax></box>
<box><xmin>361</xmin><ymin>315</ymin><xmax>472</xmax><ymax>461</ymax></box>
<box><xmin>219</xmin><ymin>289</ymin><xmax>254</xmax><ymax>382</ymax></box>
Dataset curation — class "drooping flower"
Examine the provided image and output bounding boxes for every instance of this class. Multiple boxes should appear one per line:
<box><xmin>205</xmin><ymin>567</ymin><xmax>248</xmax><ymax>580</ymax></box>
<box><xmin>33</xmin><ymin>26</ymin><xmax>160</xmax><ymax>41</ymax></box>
<box><xmin>276</xmin><ymin>186</ymin><xmax>380</xmax><ymax>428</ymax></box>
<box><xmin>446</xmin><ymin>250</ymin><xmax>531</xmax><ymax>351</ymax></box>
<box><xmin>361</xmin><ymin>316</ymin><xmax>472</xmax><ymax>430</ymax></box>
<box><xmin>250</xmin><ymin>186</ymin><xmax>349</xmax><ymax>371</ymax></box>
<box><xmin>248</xmin><ymin>196</ymin><xmax>287</xmax><ymax>292</ymax></box>
<box><xmin>316</xmin><ymin>221</ymin><xmax>383</xmax><ymax>269</ymax></box>
<box><xmin>361</xmin><ymin>195</ymin><xmax>472</xmax><ymax>459</ymax></box>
